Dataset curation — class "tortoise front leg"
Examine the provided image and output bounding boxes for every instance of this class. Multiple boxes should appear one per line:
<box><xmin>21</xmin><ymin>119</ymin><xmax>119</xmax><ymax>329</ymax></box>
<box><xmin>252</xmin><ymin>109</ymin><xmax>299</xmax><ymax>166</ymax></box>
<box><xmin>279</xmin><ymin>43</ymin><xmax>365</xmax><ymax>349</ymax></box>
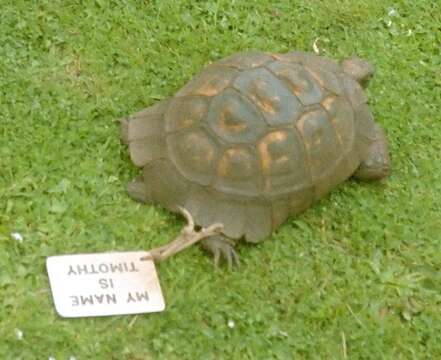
<box><xmin>201</xmin><ymin>235</ymin><xmax>239</xmax><ymax>269</ymax></box>
<box><xmin>354</xmin><ymin>124</ymin><xmax>390</xmax><ymax>181</ymax></box>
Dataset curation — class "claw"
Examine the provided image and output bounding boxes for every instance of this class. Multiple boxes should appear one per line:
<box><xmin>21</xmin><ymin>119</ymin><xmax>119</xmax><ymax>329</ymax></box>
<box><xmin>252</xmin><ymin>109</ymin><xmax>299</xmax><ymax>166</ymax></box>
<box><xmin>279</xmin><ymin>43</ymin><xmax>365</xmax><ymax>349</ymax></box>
<box><xmin>201</xmin><ymin>235</ymin><xmax>240</xmax><ymax>269</ymax></box>
<box><xmin>231</xmin><ymin>248</ymin><xmax>240</xmax><ymax>267</ymax></box>
<box><xmin>226</xmin><ymin>250</ymin><xmax>233</xmax><ymax>270</ymax></box>
<box><xmin>213</xmin><ymin>249</ymin><xmax>221</xmax><ymax>269</ymax></box>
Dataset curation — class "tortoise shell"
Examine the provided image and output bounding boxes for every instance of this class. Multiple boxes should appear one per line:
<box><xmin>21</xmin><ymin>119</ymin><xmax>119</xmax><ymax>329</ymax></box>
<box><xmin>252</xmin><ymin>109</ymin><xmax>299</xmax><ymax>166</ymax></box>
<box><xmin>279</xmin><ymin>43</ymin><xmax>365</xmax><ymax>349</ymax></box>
<box><xmin>122</xmin><ymin>51</ymin><xmax>380</xmax><ymax>242</ymax></box>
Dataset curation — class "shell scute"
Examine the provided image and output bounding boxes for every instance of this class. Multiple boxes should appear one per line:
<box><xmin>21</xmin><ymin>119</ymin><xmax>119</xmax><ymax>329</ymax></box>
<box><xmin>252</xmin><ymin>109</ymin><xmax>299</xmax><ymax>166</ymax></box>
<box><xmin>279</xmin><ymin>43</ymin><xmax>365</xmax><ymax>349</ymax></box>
<box><xmin>127</xmin><ymin>100</ymin><xmax>170</xmax><ymax>167</ymax></box>
<box><xmin>353</xmin><ymin>102</ymin><xmax>377</xmax><ymax>158</ymax></box>
<box><xmin>322</xmin><ymin>96</ymin><xmax>355</xmax><ymax>151</ymax></box>
<box><xmin>266</xmin><ymin>61</ymin><xmax>324</xmax><ymax>105</ymax></box>
<box><xmin>233</xmin><ymin>67</ymin><xmax>303</xmax><ymax>126</ymax></box>
<box><xmin>165</xmin><ymin>95</ymin><xmax>209</xmax><ymax>132</ymax></box>
<box><xmin>305</xmin><ymin>65</ymin><xmax>343</xmax><ymax>95</ymax></box>
<box><xmin>322</xmin><ymin>95</ymin><xmax>360</xmax><ymax>177</ymax></box>
<box><xmin>215</xmin><ymin>146</ymin><xmax>262</xmax><ymax>196</ymax></box>
<box><xmin>296</xmin><ymin>108</ymin><xmax>341</xmax><ymax>189</ymax></box>
<box><xmin>258</xmin><ymin>129</ymin><xmax>311</xmax><ymax>196</ymax></box>
<box><xmin>207</xmin><ymin>88</ymin><xmax>267</xmax><ymax>144</ymax></box>
<box><xmin>166</xmin><ymin>129</ymin><xmax>220</xmax><ymax>185</ymax></box>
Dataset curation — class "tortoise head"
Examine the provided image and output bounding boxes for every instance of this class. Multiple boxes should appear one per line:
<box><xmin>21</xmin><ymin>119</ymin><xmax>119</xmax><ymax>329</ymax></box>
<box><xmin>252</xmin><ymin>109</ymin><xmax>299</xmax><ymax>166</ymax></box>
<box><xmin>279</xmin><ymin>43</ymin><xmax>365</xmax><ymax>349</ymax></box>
<box><xmin>341</xmin><ymin>57</ymin><xmax>374</xmax><ymax>87</ymax></box>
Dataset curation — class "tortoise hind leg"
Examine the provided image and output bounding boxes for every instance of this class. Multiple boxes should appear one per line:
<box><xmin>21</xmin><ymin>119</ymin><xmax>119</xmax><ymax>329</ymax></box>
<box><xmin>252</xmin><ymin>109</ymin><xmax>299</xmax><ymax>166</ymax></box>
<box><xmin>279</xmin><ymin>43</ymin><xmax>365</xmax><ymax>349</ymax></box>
<box><xmin>353</xmin><ymin>124</ymin><xmax>390</xmax><ymax>181</ymax></box>
<box><xmin>201</xmin><ymin>235</ymin><xmax>239</xmax><ymax>269</ymax></box>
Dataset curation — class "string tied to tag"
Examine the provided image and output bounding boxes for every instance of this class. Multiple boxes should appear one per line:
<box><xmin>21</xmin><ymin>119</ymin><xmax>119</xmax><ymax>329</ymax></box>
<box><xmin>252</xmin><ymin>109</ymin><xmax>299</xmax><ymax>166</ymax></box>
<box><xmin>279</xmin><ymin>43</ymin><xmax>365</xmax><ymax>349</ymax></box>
<box><xmin>142</xmin><ymin>207</ymin><xmax>223</xmax><ymax>262</ymax></box>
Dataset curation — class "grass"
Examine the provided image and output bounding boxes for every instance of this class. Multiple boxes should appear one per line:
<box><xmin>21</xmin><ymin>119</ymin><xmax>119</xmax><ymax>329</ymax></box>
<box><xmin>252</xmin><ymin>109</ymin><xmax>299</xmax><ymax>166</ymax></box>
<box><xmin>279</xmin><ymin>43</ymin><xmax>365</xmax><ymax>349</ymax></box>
<box><xmin>1</xmin><ymin>0</ymin><xmax>440</xmax><ymax>358</ymax></box>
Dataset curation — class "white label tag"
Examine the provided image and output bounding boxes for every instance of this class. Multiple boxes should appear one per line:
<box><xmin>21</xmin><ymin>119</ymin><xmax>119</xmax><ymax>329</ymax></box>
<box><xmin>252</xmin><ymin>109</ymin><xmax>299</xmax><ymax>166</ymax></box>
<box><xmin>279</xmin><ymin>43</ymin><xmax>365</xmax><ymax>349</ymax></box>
<box><xmin>46</xmin><ymin>251</ymin><xmax>165</xmax><ymax>318</ymax></box>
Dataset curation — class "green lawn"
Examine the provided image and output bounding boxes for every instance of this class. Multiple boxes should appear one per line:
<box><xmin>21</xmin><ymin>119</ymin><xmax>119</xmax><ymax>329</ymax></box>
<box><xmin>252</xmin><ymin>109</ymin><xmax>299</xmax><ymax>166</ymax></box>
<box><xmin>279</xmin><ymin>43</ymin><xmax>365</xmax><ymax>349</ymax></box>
<box><xmin>1</xmin><ymin>0</ymin><xmax>441</xmax><ymax>358</ymax></box>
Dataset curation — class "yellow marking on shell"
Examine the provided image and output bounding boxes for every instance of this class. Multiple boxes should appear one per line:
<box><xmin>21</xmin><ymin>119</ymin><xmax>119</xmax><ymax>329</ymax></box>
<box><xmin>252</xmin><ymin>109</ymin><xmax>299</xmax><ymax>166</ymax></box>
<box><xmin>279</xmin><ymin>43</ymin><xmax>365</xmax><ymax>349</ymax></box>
<box><xmin>296</xmin><ymin>111</ymin><xmax>324</xmax><ymax>150</ymax></box>
<box><xmin>321</xmin><ymin>96</ymin><xmax>336</xmax><ymax>112</ymax></box>
<box><xmin>217</xmin><ymin>152</ymin><xmax>231</xmax><ymax>177</ymax></box>
<box><xmin>196</xmin><ymin>75</ymin><xmax>231</xmax><ymax>97</ymax></box>
<box><xmin>217</xmin><ymin>148</ymin><xmax>251</xmax><ymax>178</ymax></box>
<box><xmin>321</xmin><ymin>96</ymin><xmax>345</xmax><ymax>146</ymax></box>
<box><xmin>296</xmin><ymin>116</ymin><xmax>308</xmax><ymax>149</ymax></box>
<box><xmin>291</xmin><ymin>79</ymin><xmax>310</xmax><ymax>97</ymax></box>
<box><xmin>180</xmin><ymin>117</ymin><xmax>195</xmax><ymax>129</ymax></box>
<box><xmin>330</xmin><ymin>119</ymin><xmax>344</xmax><ymax>146</ymax></box>
<box><xmin>249</xmin><ymin>79</ymin><xmax>267</xmax><ymax>95</ymax></box>
<box><xmin>255</xmin><ymin>79</ymin><xmax>267</xmax><ymax>88</ymax></box>
<box><xmin>199</xmin><ymin>84</ymin><xmax>221</xmax><ymax>97</ymax></box>
<box><xmin>271</xmin><ymin>53</ymin><xmax>298</xmax><ymax>63</ymax></box>
<box><xmin>257</xmin><ymin>98</ymin><xmax>277</xmax><ymax>114</ymax></box>
<box><xmin>250</xmin><ymin>79</ymin><xmax>280</xmax><ymax>115</ymax></box>
<box><xmin>219</xmin><ymin>108</ymin><xmax>247</xmax><ymax>133</ymax></box>
<box><xmin>305</xmin><ymin>67</ymin><xmax>325</xmax><ymax>88</ymax></box>
<box><xmin>258</xmin><ymin>131</ymin><xmax>289</xmax><ymax>192</ymax></box>
<box><xmin>313</xmin><ymin>128</ymin><xmax>323</xmax><ymax>146</ymax></box>
<box><xmin>166</xmin><ymin>96</ymin><xmax>209</xmax><ymax>132</ymax></box>
<box><xmin>250</xmin><ymin>60</ymin><xmax>264</xmax><ymax>67</ymax></box>
<box><xmin>185</xmin><ymin>133</ymin><xmax>215</xmax><ymax>163</ymax></box>
<box><xmin>276</xmin><ymin>155</ymin><xmax>289</xmax><ymax>164</ymax></box>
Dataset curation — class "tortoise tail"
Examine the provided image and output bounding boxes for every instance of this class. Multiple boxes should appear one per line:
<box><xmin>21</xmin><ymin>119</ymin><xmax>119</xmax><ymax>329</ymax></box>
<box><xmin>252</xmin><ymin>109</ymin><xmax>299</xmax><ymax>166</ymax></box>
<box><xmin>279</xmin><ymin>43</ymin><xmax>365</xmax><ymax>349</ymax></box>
<box><xmin>121</xmin><ymin>100</ymin><xmax>170</xmax><ymax>167</ymax></box>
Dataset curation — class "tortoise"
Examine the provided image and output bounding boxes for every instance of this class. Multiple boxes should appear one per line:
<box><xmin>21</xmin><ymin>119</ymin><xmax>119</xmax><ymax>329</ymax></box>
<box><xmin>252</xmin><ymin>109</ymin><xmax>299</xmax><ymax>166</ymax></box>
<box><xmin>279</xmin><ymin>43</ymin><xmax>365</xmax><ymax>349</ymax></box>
<box><xmin>120</xmin><ymin>51</ymin><xmax>390</xmax><ymax>266</ymax></box>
